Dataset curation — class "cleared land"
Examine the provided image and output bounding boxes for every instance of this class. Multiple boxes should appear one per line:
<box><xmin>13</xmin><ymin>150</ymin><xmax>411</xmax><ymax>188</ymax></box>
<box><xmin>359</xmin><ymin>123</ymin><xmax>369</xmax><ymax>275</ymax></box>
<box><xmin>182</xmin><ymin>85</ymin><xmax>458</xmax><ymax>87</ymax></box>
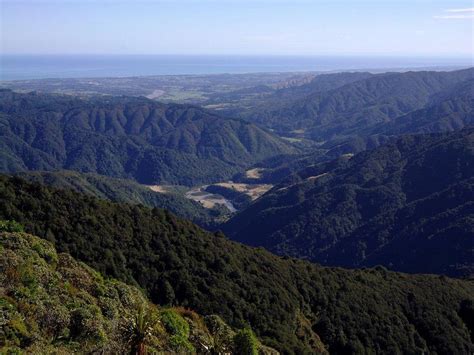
<box><xmin>245</xmin><ymin>168</ymin><xmax>266</xmax><ymax>179</ymax></box>
<box><xmin>148</xmin><ymin>185</ymin><xmax>172</xmax><ymax>193</ymax></box>
<box><xmin>213</xmin><ymin>182</ymin><xmax>272</xmax><ymax>200</ymax></box>
<box><xmin>185</xmin><ymin>187</ymin><xmax>236</xmax><ymax>212</ymax></box>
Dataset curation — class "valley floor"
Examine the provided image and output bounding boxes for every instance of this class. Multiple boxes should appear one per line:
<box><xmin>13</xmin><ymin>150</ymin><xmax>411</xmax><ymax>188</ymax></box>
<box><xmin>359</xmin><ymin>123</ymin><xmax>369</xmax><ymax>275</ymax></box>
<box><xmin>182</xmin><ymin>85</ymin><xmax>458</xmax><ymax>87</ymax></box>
<box><xmin>147</xmin><ymin>181</ymin><xmax>273</xmax><ymax>213</ymax></box>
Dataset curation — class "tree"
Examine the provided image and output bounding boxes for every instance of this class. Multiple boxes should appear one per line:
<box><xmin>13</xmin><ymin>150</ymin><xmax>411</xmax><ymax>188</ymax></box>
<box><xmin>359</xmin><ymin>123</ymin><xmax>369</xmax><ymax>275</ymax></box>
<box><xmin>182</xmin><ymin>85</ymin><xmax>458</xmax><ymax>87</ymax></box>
<box><xmin>0</xmin><ymin>220</ymin><xmax>24</xmax><ymax>232</ymax></box>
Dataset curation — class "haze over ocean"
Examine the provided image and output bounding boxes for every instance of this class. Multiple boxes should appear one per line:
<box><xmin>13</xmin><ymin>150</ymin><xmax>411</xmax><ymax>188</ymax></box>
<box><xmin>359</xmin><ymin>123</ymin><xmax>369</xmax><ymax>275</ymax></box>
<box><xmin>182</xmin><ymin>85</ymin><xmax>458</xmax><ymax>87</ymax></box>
<box><xmin>1</xmin><ymin>54</ymin><xmax>471</xmax><ymax>81</ymax></box>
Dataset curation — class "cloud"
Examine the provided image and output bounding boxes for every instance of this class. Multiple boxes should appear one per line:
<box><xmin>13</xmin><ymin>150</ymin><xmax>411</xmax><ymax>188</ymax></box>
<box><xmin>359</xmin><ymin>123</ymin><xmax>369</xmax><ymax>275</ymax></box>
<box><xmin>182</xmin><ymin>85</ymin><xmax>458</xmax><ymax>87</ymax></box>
<box><xmin>446</xmin><ymin>8</ymin><xmax>474</xmax><ymax>13</ymax></box>
<box><xmin>434</xmin><ymin>7</ymin><xmax>474</xmax><ymax>20</ymax></box>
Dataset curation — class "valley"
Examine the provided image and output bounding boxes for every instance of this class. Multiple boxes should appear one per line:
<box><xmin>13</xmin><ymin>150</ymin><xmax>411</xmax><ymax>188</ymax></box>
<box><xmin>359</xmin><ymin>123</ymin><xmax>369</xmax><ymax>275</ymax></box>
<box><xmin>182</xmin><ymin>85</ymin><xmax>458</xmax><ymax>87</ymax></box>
<box><xmin>2</xmin><ymin>1</ymin><xmax>473</xmax><ymax>353</ymax></box>
<box><xmin>185</xmin><ymin>186</ymin><xmax>237</xmax><ymax>212</ymax></box>
<box><xmin>1</xmin><ymin>67</ymin><xmax>473</xmax><ymax>354</ymax></box>
<box><xmin>147</xmin><ymin>181</ymin><xmax>273</xmax><ymax>213</ymax></box>
<box><xmin>2</xmin><ymin>174</ymin><xmax>473</xmax><ymax>354</ymax></box>
<box><xmin>0</xmin><ymin>72</ymin><xmax>316</xmax><ymax>105</ymax></box>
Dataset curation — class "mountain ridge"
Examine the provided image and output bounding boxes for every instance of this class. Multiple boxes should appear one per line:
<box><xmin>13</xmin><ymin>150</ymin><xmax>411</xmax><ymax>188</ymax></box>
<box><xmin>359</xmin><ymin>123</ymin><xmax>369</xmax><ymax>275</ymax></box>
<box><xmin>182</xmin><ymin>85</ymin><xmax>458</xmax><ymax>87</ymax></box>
<box><xmin>0</xmin><ymin>90</ymin><xmax>296</xmax><ymax>185</ymax></box>
<box><xmin>223</xmin><ymin>129</ymin><xmax>474</xmax><ymax>277</ymax></box>
<box><xmin>227</xmin><ymin>68</ymin><xmax>473</xmax><ymax>140</ymax></box>
<box><xmin>15</xmin><ymin>170</ymin><xmax>226</xmax><ymax>228</ymax></box>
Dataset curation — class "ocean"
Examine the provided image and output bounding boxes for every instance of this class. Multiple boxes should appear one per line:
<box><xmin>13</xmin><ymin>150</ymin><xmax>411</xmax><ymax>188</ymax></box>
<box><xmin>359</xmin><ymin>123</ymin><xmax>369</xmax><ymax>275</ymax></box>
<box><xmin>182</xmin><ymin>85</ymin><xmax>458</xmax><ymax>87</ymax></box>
<box><xmin>1</xmin><ymin>54</ymin><xmax>471</xmax><ymax>81</ymax></box>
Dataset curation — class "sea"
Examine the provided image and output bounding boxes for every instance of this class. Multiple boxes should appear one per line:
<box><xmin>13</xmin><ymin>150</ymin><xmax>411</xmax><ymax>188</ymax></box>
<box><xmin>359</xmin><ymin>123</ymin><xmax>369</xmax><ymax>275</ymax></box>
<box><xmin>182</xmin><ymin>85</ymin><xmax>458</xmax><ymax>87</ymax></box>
<box><xmin>0</xmin><ymin>54</ymin><xmax>471</xmax><ymax>81</ymax></box>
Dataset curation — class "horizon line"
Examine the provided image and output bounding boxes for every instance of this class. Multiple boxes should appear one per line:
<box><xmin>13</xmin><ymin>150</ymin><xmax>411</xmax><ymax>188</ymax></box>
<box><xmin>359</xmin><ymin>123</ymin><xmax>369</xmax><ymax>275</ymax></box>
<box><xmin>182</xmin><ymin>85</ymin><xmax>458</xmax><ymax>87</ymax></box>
<box><xmin>1</xmin><ymin>53</ymin><xmax>473</xmax><ymax>59</ymax></box>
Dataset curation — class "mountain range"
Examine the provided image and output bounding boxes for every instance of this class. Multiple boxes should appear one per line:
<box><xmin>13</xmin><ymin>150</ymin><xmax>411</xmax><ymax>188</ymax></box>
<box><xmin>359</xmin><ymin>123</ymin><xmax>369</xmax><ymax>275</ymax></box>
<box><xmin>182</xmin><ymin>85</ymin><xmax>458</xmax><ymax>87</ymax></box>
<box><xmin>0</xmin><ymin>90</ymin><xmax>295</xmax><ymax>185</ymax></box>
<box><xmin>225</xmin><ymin>68</ymin><xmax>473</xmax><ymax>141</ymax></box>
<box><xmin>1</xmin><ymin>67</ymin><xmax>473</xmax><ymax>354</ymax></box>
<box><xmin>224</xmin><ymin>129</ymin><xmax>474</xmax><ymax>277</ymax></box>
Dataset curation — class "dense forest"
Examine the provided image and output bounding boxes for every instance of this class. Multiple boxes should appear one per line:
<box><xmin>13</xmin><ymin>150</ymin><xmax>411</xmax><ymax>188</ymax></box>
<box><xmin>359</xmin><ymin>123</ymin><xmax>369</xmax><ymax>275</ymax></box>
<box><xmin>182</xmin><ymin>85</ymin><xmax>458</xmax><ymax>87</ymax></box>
<box><xmin>1</xmin><ymin>69</ymin><xmax>472</xmax><ymax>190</ymax></box>
<box><xmin>233</xmin><ymin>134</ymin><xmax>393</xmax><ymax>185</ymax></box>
<box><xmin>224</xmin><ymin>129</ymin><xmax>474</xmax><ymax>277</ymax></box>
<box><xmin>16</xmin><ymin>170</ymin><xmax>226</xmax><ymax>229</ymax></box>
<box><xmin>204</xmin><ymin>72</ymin><xmax>374</xmax><ymax>115</ymax></box>
<box><xmin>0</xmin><ymin>89</ymin><xmax>296</xmax><ymax>185</ymax></box>
<box><xmin>2</xmin><ymin>0</ymin><xmax>473</xmax><ymax>352</ymax></box>
<box><xmin>1</xmin><ymin>175</ymin><xmax>473</xmax><ymax>353</ymax></box>
<box><xmin>0</xmin><ymin>231</ymin><xmax>274</xmax><ymax>354</ymax></box>
<box><xmin>1</xmin><ymin>68</ymin><xmax>473</xmax><ymax>354</ymax></box>
<box><xmin>225</xmin><ymin>68</ymin><xmax>473</xmax><ymax>140</ymax></box>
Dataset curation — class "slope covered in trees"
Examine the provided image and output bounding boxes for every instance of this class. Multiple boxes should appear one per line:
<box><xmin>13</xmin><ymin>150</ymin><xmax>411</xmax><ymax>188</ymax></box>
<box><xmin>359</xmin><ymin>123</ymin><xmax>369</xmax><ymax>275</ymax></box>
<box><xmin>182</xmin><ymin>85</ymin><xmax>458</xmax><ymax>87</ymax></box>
<box><xmin>224</xmin><ymin>129</ymin><xmax>474</xmax><ymax>277</ymax></box>
<box><xmin>229</xmin><ymin>68</ymin><xmax>473</xmax><ymax>140</ymax></box>
<box><xmin>209</xmin><ymin>72</ymin><xmax>374</xmax><ymax>118</ymax></box>
<box><xmin>371</xmin><ymin>78</ymin><xmax>473</xmax><ymax>136</ymax></box>
<box><xmin>16</xmin><ymin>170</ymin><xmax>225</xmax><ymax>229</ymax></box>
<box><xmin>0</xmin><ymin>90</ymin><xmax>296</xmax><ymax>185</ymax></box>
<box><xmin>0</xmin><ymin>175</ymin><xmax>473</xmax><ymax>353</ymax></box>
<box><xmin>0</xmin><ymin>231</ymin><xmax>274</xmax><ymax>354</ymax></box>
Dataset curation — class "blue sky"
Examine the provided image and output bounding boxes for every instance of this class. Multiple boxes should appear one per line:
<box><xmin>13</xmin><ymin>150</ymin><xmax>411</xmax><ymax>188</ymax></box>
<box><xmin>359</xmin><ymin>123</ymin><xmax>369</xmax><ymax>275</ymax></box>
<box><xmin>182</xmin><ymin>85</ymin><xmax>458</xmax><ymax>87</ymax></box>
<box><xmin>1</xmin><ymin>0</ymin><xmax>473</xmax><ymax>57</ymax></box>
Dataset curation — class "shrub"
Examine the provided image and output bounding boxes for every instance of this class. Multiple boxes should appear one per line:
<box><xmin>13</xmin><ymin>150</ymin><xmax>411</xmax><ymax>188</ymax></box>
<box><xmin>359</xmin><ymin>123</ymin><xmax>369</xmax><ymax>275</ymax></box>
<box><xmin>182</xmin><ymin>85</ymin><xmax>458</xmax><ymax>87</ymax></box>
<box><xmin>123</xmin><ymin>304</ymin><xmax>160</xmax><ymax>355</ymax></box>
<box><xmin>37</xmin><ymin>302</ymin><xmax>70</xmax><ymax>340</ymax></box>
<box><xmin>69</xmin><ymin>305</ymin><xmax>106</xmax><ymax>342</ymax></box>
<box><xmin>160</xmin><ymin>308</ymin><xmax>194</xmax><ymax>352</ymax></box>
<box><xmin>233</xmin><ymin>327</ymin><xmax>259</xmax><ymax>355</ymax></box>
<box><xmin>204</xmin><ymin>315</ymin><xmax>235</xmax><ymax>354</ymax></box>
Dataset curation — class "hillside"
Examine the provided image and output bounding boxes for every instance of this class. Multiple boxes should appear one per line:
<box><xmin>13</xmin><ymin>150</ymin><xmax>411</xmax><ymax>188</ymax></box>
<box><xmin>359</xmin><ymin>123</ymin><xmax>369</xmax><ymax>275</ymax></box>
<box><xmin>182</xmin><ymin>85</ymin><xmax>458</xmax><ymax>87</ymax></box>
<box><xmin>0</xmin><ymin>90</ymin><xmax>296</xmax><ymax>185</ymax></box>
<box><xmin>207</xmin><ymin>72</ymin><xmax>373</xmax><ymax>117</ymax></box>
<box><xmin>224</xmin><ymin>129</ymin><xmax>474</xmax><ymax>277</ymax></box>
<box><xmin>0</xmin><ymin>231</ymin><xmax>275</xmax><ymax>354</ymax></box>
<box><xmin>272</xmin><ymin>72</ymin><xmax>374</xmax><ymax>99</ymax></box>
<box><xmin>233</xmin><ymin>134</ymin><xmax>393</xmax><ymax>185</ymax></box>
<box><xmin>16</xmin><ymin>170</ymin><xmax>225</xmax><ymax>229</ymax></box>
<box><xmin>1</xmin><ymin>175</ymin><xmax>473</xmax><ymax>353</ymax></box>
<box><xmin>230</xmin><ymin>68</ymin><xmax>473</xmax><ymax>140</ymax></box>
<box><xmin>371</xmin><ymin>78</ymin><xmax>473</xmax><ymax>136</ymax></box>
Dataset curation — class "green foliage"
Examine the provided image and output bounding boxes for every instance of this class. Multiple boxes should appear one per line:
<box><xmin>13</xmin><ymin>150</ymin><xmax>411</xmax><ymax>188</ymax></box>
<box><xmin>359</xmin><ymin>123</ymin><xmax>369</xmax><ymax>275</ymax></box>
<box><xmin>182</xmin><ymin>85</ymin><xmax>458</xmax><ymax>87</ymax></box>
<box><xmin>0</xmin><ymin>220</ymin><xmax>24</xmax><ymax>233</ymax></box>
<box><xmin>161</xmin><ymin>309</ymin><xmax>190</xmax><ymax>337</ymax></box>
<box><xmin>233</xmin><ymin>327</ymin><xmax>259</xmax><ymax>355</ymax></box>
<box><xmin>1</xmin><ymin>232</ymin><xmax>265</xmax><ymax>354</ymax></box>
<box><xmin>0</xmin><ymin>90</ymin><xmax>296</xmax><ymax>186</ymax></box>
<box><xmin>225</xmin><ymin>129</ymin><xmax>474</xmax><ymax>277</ymax></box>
<box><xmin>204</xmin><ymin>315</ymin><xmax>235</xmax><ymax>353</ymax></box>
<box><xmin>160</xmin><ymin>308</ymin><xmax>194</xmax><ymax>352</ymax></box>
<box><xmin>0</xmin><ymin>176</ymin><xmax>473</xmax><ymax>353</ymax></box>
<box><xmin>228</xmin><ymin>68</ymin><xmax>473</xmax><ymax>141</ymax></box>
<box><xmin>0</xmin><ymin>232</ymin><xmax>149</xmax><ymax>353</ymax></box>
<box><xmin>17</xmin><ymin>170</ymin><xmax>226</xmax><ymax>229</ymax></box>
<box><xmin>123</xmin><ymin>304</ymin><xmax>161</xmax><ymax>355</ymax></box>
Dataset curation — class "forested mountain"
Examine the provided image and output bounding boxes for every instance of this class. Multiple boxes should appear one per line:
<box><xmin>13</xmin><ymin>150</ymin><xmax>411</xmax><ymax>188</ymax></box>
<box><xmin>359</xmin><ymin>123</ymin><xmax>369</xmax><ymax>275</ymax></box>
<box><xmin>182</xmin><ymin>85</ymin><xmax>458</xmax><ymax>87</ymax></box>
<box><xmin>16</xmin><ymin>170</ymin><xmax>225</xmax><ymax>228</ymax></box>
<box><xmin>229</xmin><ymin>68</ymin><xmax>473</xmax><ymax>140</ymax></box>
<box><xmin>0</xmin><ymin>90</ymin><xmax>296</xmax><ymax>185</ymax></box>
<box><xmin>272</xmin><ymin>72</ymin><xmax>374</xmax><ymax>99</ymax></box>
<box><xmin>1</xmin><ymin>231</ymin><xmax>274</xmax><ymax>354</ymax></box>
<box><xmin>371</xmin><ymin>78</ymin><xmax>473</xmax><ymax>136</ymax></box>
<box><xmin>224</xmin><ymin>129</ymin><xmax>474</xmax><ymax>277</ymax></box>
<box><xmin>207</xmin><ymin>72</ymin><xmax>373</xmax><ymax>116</ymax></box>
<box><xmin>234</xmin><ymin>134</ymin><xmax>394</xmax><ymax>185</ymax></box>
<box><xmin>1</xmin><ymin>175</ymin><xmax>473</xmax><ymax>353</ymax></box>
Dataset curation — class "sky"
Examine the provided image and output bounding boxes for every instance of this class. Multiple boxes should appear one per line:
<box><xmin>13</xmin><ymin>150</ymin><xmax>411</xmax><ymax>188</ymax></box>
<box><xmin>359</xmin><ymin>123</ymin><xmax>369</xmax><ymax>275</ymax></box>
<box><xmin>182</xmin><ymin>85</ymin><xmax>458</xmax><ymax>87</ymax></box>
<box><xmin>1</xmin><ymin>0</ymin><xmax>473</xmax><ymax>57</ymax></box>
